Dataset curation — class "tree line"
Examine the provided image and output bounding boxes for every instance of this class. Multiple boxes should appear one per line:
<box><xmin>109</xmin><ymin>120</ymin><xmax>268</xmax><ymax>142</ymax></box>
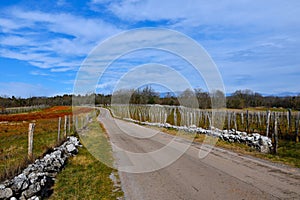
<box><xmin>0</xmin><ymin>88</ymin><xmax>299</xmax><ymax>110</ymax></box>
<box><xmin>0</xmin><ymin>94</ymin><xmax>111</xmax><ymax>109</ymax></box>
<box><xmin>124</xmin><ymin>87</ymin><xmax>300</xmax><ymax>110</ymax></box>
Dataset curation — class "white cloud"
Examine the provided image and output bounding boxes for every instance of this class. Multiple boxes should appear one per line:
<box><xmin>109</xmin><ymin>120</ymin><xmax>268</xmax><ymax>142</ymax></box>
<box><xmin>102</xmin><ymin>0</ymin><xmax>300</xmax><ymax>29</ymax></box>
<box><xmin>0</xmin><ymin>18</ymin><xmax>33</xmax><ymax>32</ymax></box>
<box><xmin>30</xmin><ymin>70</ymin><xmax>50</xmax><ymax>76</ymax></box>
<box><xmin>0</xmin><ymin>36</ymin><xmax>30</xmax><ymax>46</ymax></box>
<box><xmin>0</xmin><ymin>7</ymin><xmax>122</xmax><ymax>74</ymax></box>
<box><xmin>9</xmin><ymin>8</ymin><xmax>120</xmax><ymax>40</ymax></box>
<box><xmin>0</xmin><ymin>49</ymin><xmax>49</xmax><ymax>63</ymax></box>
<box><xmin>50</xmin><ymin>67</ymin><xmax>75</xmax><ymax>72</ymax></box>
<box><xmin>96</xmin><ymin>81</ymin><xmax>116</xmax><ymax>89</ymax></box>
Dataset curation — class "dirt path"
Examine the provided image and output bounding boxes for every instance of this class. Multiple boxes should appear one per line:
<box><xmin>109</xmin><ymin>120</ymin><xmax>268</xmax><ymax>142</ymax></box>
<box><xmin>98</xmin><ymin>108</ymin><xmax>300</xmax><ymax>200</ymax></box>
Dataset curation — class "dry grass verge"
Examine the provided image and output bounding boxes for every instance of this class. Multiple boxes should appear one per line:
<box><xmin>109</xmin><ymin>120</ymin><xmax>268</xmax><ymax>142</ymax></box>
<box><xmin>49</xmin><ymin>116</ymin><xmax>123</xmax><ymax>199</ymax></box>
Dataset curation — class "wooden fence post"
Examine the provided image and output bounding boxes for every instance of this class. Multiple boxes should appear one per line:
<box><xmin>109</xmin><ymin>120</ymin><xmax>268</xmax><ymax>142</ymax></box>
<box><xmin>58</xmin><ymin>117</ymin><xmax>61</xmax><ymax>141</ymax></box>
<box><xmin>258</xmin><ymin>111</ymin><xmax>261</xmax><ymax>127</ymax></box>
<box><xmin>227</xmin><ymin>111</ymin><xmax>231</xmax><ymax>132</ymax></box>
<box><xmin>68</xmin><ymin>115</ymin><xmax>71</xmax><ymax>135</ymax></box>
<box><xmin>241</xmin><ymin>112</ymin><xmax>244</xmax><ymax>125</ymax></box>
<box><xmin>287</xmin><ymin>109</ymin><xmax>292</xmax><ymax>135</ymax></box>
<box><xmin>246</xmin><ymin>110</ymin><xmax>249</xmax><ymax>133</ymax></box>
<box><xmin>75</xmin><ymin>115</ymin><xmax>78</xmax><ymax>130</ymax></box>
<box><xmin>234</xmin><ymin>112</ymin><xmax>237</xmax><ymax>133</ymax></box>
<box><xmin>86</xmin><ymin>113</ymin><xmax>89</xmax><ymax>125</ymax></box>
<box><xmin>266</xmin><ymin>110</ymin><xmax>271</xmax><ymax>137</ymax></box>
<box><xmin>72</xmin><ymin>115</ymin><xmax>75</xmax><ymax>129</ymax></box>
<box><xmin>64</xmin><ymin>115</ymin><xmax>67</xmax><ymax>138</ymax></box>
<box><xmin>273</xmin><ymin>113</ymin><xmax>278</xmax><ymax>154</ymax></box>
<box><xmin>28</xmin><ymin>123</ymin><xmax>35</xmax><ymax>159</ymax></box>
<box><xmin>296</xmin><ymin>112</ymin><xmax>300</xmax><ymax>143</ymax></box>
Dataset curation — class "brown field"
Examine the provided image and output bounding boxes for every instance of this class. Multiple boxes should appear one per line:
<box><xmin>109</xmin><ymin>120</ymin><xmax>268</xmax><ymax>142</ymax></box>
<box><xmin>0</xmin><ymin>106</ymin><xmax>92</xmax><ymax>122</ymax></box>
<box><xmin>0</xmin><ymin>106</ymin><xmax>93</xmax><ymax>181</ymax></box>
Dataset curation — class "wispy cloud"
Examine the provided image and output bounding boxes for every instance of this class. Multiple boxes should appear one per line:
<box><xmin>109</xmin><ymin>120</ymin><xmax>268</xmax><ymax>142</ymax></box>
<box><xmin>0</xmin><ymin>6</ymin><xmax>122</xmax><ymax>74</ymax></box>
<box><xmin>30</xmin><ymin>70</ymin><xmax>50</xmax><ymax>76</ymax></box>
<box><xmin>51</xmin><ymin>67</ymin><xmax>75</xmax><ymax>72</ymax></box>
<box><xmin>97</xmin><ymin>0</ymin><xmax>300</xmax><ymax>29</ymax></box>
<box><xmin>0</xmin><ymin>82</ymin><xmax>53</xmax><ymax>97</ymax></box>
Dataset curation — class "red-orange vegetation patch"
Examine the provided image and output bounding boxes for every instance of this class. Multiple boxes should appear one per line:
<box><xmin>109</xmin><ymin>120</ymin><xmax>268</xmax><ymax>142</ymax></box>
<box><xmin>0</xmin><ymin>106</ymin><xmax>93</xmax><ymax>122</ymax></box>
<box><xmin>43</xmin><ymin>106</ymin><xmax>71</xmax><ymax>113</ymax></box>
<box><xmin>0</xmin><ymin>122</ymin><xmax>28</xmax><ymax>137</ymax></box>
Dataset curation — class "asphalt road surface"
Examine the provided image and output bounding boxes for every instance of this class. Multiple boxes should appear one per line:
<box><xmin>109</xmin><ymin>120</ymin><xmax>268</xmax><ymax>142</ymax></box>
<box><xmin>98</xmin><ymin>108</ymin><xmax>300</xmax><ymax>200</ymax></box>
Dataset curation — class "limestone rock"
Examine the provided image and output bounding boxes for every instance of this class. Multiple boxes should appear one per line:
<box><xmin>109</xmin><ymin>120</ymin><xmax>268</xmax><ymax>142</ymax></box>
<box><xmin>66</xmin><ymin>144</ymin><xmax>77</xmax><ymax>154</ymax></box>
<box><xmin>0</xmin><ymin>188</ymin><xmax>13</xmax><ymax>199</ymax></box>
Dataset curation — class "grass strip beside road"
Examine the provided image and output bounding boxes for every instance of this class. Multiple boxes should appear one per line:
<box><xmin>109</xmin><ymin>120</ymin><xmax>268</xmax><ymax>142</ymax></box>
<box><xmin>49</xmin><ymin>147</ymin><xmax>123</xmax><ymax>200</ymax></box>
<box><xmin>49</xmin><ymin>115</ymin><xmax>123</xmax><ymax>200</ymax></box>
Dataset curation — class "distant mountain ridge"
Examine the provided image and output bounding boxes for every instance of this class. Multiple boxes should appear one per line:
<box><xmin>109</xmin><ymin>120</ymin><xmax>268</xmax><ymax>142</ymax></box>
<box><xmin>267</xmin><ymin>92</ymin><xmax>300</xmax><ymax>97</ymax></box>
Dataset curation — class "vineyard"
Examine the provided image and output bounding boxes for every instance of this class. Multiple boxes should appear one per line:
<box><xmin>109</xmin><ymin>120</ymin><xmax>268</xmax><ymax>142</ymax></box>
<box><xmin>0</xmin><ymin>106</ymin><xmax>93</xmax><ymax>181</ymax></box>
<box><xmin>111</xmin><ymin>104</ymin><xmax>300</xmax><ymax>141</ymax></box>
<box><xmin>0</xmin><ymin>105</ymin><xmax>49</xmax><ymax>115</ymax></box>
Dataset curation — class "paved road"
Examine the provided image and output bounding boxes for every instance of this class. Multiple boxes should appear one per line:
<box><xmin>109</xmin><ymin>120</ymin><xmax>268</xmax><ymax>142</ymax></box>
<box><xmin>98</xmin><ymin>108</ymin><xmax>300</xmax><ymax>200</ymax></box>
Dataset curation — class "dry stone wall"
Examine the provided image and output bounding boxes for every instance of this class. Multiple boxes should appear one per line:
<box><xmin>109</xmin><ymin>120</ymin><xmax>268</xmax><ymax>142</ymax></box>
<box><xmin>0</xmin><ymin>136</ymin><xmax>81</xmax><ymax>200</ymax></box>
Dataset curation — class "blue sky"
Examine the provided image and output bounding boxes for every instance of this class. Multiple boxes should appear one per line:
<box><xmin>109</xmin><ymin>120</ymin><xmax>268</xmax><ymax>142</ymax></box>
<box><xmin>0</xmin><ymin>0</ymin><xmax>300</xmax><ymax>97</ymax></box>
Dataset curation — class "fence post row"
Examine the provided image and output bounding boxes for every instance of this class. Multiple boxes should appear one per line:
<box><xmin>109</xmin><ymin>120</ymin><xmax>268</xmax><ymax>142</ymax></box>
<box><xmin>111</xmin><ymin>105</ymin><xmax>300</xmax><ymax>142</ymax></box>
